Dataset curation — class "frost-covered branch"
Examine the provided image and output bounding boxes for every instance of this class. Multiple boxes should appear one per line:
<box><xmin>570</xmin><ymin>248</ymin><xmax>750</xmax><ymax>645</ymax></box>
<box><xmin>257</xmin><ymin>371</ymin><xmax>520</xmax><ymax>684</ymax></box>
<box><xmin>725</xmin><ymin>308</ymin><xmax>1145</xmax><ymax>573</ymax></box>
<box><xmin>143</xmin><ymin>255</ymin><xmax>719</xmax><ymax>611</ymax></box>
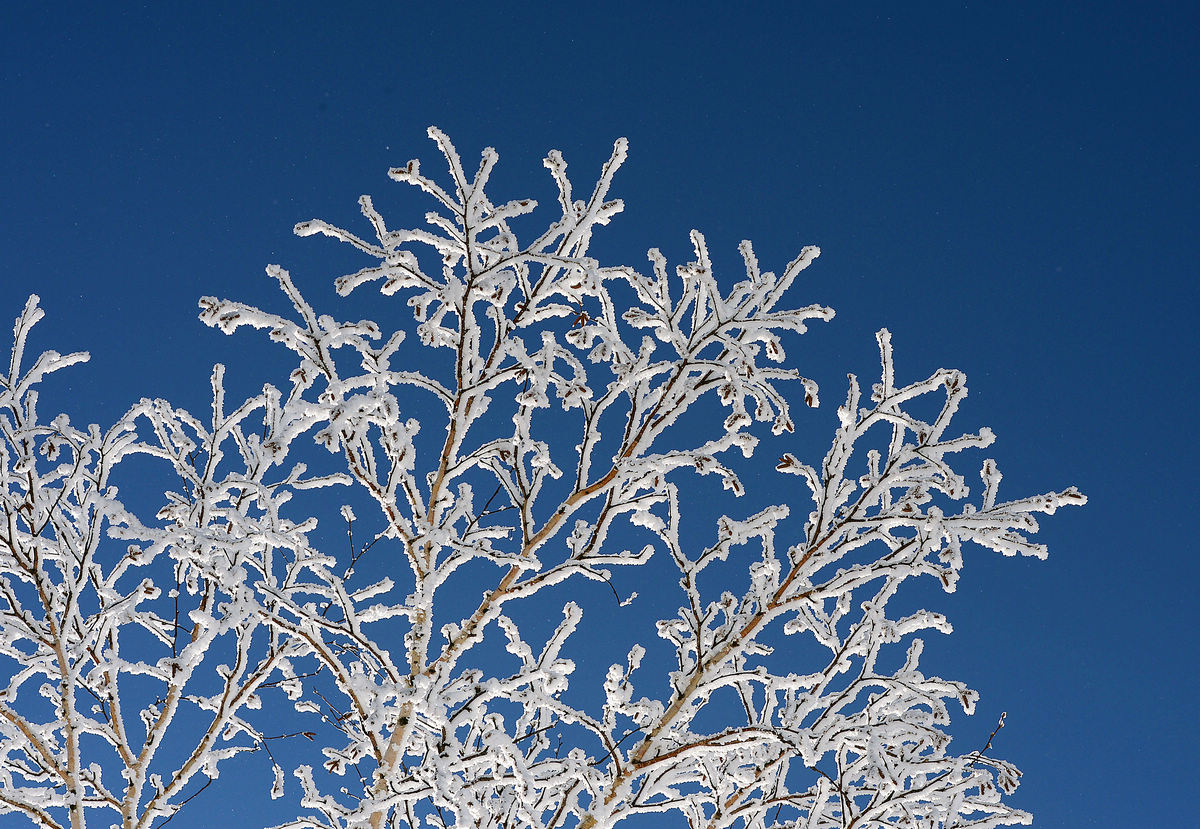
<box><xmin>4</xmin><ymin>129</ymin><xmax>1083</xmax><ymax>829</ymax></box>
<box><xmin>0</xmin><ymin>300</ymin><xmax>335</xmax><ymax>828</ymax></box>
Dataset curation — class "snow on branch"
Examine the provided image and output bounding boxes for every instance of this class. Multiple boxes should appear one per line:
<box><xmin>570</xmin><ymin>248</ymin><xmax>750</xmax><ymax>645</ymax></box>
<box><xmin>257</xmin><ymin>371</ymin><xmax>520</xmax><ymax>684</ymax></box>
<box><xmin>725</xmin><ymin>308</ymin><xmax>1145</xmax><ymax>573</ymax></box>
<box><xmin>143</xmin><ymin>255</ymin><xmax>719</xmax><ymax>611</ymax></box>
<box><xmin>2</xmin><ymin>131</ymin><xmax>1082</xmax><ymax>829</ymax></box>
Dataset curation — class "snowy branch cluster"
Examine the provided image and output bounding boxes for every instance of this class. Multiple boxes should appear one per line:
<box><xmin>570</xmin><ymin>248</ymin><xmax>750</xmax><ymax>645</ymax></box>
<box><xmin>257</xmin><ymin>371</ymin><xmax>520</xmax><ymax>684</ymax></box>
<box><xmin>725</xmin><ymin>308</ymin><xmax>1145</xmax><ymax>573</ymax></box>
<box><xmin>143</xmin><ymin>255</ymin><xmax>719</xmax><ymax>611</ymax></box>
<box><xmin>0</xmin><ymin>130</ymin><xmax>1083</xmax><ymax>829</ymax></box>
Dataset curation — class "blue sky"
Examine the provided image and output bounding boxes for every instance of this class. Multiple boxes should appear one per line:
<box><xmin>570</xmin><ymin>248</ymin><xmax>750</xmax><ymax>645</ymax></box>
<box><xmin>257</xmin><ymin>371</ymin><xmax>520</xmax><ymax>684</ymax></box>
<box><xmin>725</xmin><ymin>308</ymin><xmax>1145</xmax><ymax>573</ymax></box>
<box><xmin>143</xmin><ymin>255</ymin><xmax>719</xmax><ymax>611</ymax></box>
<box><xmin>2</xmin><ymin>2</ymin><xmax>1195</xmax><ymax>826</ymax></box>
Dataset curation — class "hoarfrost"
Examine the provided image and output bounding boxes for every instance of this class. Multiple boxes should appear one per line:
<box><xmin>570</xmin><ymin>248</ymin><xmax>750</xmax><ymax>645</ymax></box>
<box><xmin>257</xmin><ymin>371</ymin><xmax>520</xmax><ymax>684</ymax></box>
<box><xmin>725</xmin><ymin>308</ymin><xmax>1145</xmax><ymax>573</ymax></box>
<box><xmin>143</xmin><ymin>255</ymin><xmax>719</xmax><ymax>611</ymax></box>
<box><xmin>0</xmin><ymin>131</ymin><xmax>1082</xmax><ymax>829</ymax></box>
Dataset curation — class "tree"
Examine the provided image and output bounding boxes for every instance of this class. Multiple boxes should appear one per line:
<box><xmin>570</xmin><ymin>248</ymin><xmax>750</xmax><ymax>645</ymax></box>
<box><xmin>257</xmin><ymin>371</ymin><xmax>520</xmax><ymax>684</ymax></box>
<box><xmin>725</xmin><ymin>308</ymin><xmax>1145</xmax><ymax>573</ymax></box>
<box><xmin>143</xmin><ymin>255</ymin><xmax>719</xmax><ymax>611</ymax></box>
<box><xmin>0</xmin><ymin>129</ymin><xmax>1084</xmax><ymax>829</ymax></box>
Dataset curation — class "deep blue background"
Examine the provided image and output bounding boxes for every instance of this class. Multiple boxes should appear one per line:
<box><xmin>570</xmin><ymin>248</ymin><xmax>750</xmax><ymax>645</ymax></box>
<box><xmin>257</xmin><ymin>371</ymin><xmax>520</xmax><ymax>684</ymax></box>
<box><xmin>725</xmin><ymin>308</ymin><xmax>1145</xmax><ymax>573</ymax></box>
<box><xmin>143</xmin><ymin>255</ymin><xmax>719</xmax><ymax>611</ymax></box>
<box><xmin>2</xmin><ymin>2</ymin><xmax>1194</xmax><ymax>826</ymax></box>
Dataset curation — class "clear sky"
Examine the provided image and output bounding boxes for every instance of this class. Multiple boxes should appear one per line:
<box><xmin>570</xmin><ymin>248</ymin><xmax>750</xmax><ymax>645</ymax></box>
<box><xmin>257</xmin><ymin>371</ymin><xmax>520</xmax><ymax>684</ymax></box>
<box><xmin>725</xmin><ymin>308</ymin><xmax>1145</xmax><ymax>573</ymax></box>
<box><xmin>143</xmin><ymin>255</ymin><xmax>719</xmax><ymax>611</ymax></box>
<box><xmin>2</xmin><ymin>2</ymin><xmax>1195</xmax><ymax>826</ymax></box>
